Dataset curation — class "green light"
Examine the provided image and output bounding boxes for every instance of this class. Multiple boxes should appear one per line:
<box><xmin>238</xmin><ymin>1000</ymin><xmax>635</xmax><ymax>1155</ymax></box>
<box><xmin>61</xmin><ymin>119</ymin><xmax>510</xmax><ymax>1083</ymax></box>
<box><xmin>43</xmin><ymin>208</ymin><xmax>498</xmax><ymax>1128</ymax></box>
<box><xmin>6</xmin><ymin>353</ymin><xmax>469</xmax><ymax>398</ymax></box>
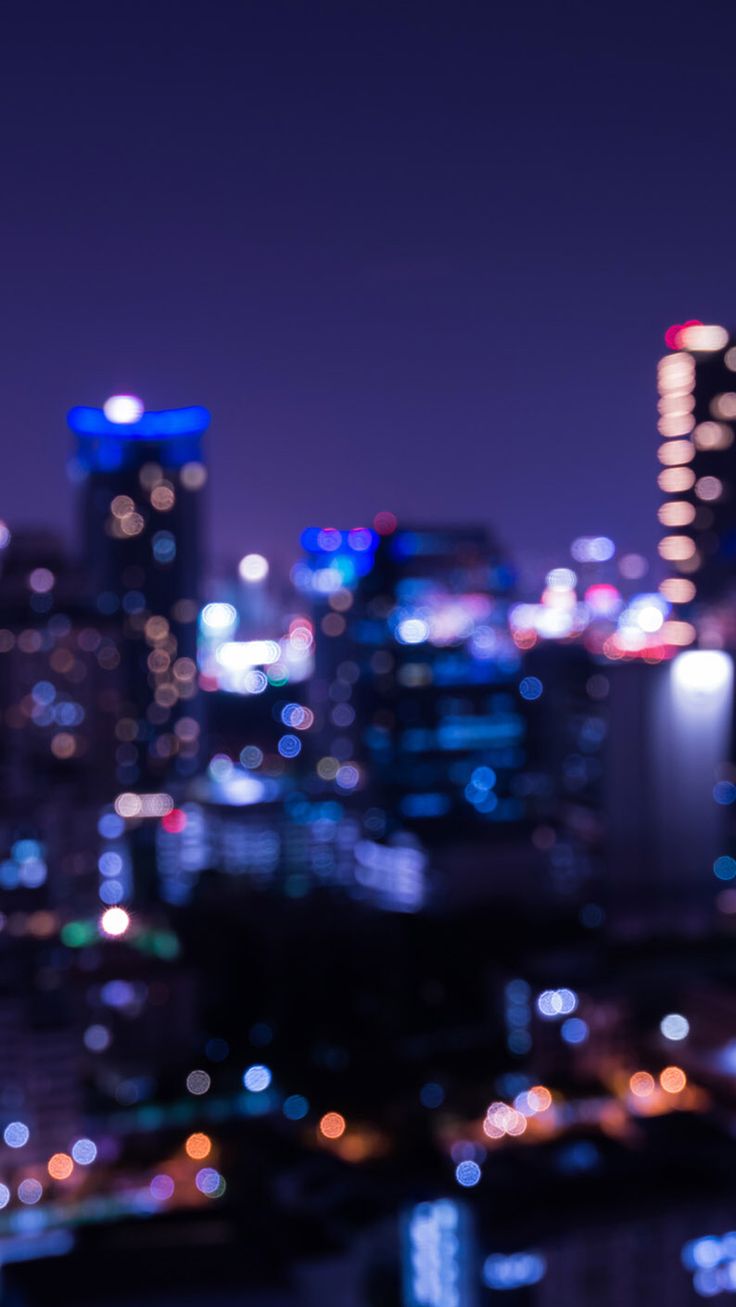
<box><xmin>133</xmin><ymin>929</ymin><xmax>180</xmax><ymax>959</ymax></box>
<box><xmin>61</xmin><ymin>920</ymin><xmax>96</xmax><ymax>948</ymax></box>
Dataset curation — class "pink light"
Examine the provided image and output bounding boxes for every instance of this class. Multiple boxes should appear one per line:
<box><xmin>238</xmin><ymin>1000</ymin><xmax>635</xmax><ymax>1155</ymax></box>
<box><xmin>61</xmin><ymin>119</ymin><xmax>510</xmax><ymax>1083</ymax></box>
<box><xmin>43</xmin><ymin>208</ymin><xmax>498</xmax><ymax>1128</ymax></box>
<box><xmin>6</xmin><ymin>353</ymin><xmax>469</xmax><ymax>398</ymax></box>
<box><xmin>664</xmin><ymin>319</ymin><xmax>702</xmax><ymax>350</ymax></box>
<box><xmin>585</xmin><ymin>583</ymin><xmax>622</xmax><ymax>616</ymax></box>
<box><xmin>162</xmin><ymin>809</ymin><xmax>187</xmax><ymax>834</ymax></box>
<box><xmin>373</xmin><ymin>511</ymin><xmax>397</xmax><ymax>535</ymax></box>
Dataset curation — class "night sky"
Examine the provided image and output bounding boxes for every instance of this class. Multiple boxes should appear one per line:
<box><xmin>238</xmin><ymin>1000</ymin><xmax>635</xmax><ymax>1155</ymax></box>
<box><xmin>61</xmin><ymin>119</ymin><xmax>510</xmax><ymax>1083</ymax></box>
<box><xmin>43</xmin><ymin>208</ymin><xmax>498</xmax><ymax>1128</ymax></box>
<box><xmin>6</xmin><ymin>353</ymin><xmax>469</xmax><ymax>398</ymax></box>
<box><xmin>3</xmin><ymin>0</ymin><xmax>736</xmax><ymax>578</ymax></box>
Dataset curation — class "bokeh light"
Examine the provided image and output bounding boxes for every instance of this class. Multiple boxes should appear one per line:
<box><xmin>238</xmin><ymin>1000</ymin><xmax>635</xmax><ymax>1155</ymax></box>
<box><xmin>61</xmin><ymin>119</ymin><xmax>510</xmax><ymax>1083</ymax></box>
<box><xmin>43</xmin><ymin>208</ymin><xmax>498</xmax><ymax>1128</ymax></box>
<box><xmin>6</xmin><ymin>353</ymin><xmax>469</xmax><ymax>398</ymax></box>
<box><xmin>103</xmin><ymin>394</ymin><xmax>144</xmax><ymax>424</ymax></box>
<box><xmin>243</xmin><ymin>1064</ymin><xmax>272</xmax><ymax>1092</ymax></box>
<box><xmin>455</xmin><ymin>1160</ymin><xmax>481</xmax><ymax>1187</ymax></box>
<box><xmin>660</xmin><ymin>1013</ymin><xmax>689</xmax><ymax>1041</ymax></box>
<box><xmin>238</xmin><ymin>553</ymin><xmax>269</xmax><ymax>583</ymax></box>
<box><xmin>186</xmin><ymin>1069</ymin><xmax>211</xmax><ymax>1096</ymax></box>
<box><xmin>660</xmin><ymin>1066</ymin><xmax>687</xmax><ymax>1094</ymax></box>
<box><xmin>4</xmin><ymin>1121</ymin><xmax>29</xmax><ymax>1148</ymax></box>
<box><xmin>100</xmin><ymin>906</ymin><xmax>130</xmax><ymax>937</ymax></box>
<box><xmin>629</xmin><ymin>1071</ymin><xmax>655</xmax><ymax>1098</ymax></box>
<box><xmin>185</xmin><ymin>1133</ymin><xmax>212</xmax><ymax>1160</ymax></box>
<box><xmin>48</xmin><ymin>1153</ymin><xmax>74</xmax><ymax>1180</ymax></box>
<box><xmin>319</xmin><ymin>1112</ymin><xmax>346</xmax><ymax>1139</ymax></box>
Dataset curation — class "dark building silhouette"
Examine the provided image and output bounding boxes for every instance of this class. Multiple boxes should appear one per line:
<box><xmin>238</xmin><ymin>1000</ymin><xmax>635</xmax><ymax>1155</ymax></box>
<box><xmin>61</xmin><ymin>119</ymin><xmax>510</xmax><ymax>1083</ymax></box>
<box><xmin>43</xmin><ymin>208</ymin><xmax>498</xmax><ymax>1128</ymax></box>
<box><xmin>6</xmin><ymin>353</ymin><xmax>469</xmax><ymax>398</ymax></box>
<box><xmin>69</xmin><ymin>397</ymin><xmax>209</xmax><ymax>786</ymax></box>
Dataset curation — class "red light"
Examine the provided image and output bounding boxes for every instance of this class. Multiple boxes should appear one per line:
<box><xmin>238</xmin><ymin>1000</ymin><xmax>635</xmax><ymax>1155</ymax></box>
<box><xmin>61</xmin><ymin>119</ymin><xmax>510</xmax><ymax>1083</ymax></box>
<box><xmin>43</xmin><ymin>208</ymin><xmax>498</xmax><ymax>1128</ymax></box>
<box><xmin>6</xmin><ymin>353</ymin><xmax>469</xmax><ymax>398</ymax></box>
<box><xmin>373</xmin><ymin>511</ymin><xmax>397</xmax><ymax>535</ymax></box>
<box><xmin>162</xmin><ymin>808</ymin><xmax>187</xmax><ymax>834</ymax></box>
<box><xmin>664</xmin><ymin>319</ymin><xmax>702</xmax><ymax>350</ymax></box>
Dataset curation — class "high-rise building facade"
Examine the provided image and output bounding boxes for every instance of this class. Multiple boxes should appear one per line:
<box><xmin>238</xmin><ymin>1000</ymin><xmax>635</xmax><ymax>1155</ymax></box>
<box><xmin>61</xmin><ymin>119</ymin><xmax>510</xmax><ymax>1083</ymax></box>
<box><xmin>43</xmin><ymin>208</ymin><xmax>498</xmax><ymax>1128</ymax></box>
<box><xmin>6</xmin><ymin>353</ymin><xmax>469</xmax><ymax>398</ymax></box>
<box><xmin>68</xmin><ymin>397</ymin><xmax>209</xmax><ymax>787</ymax></box>
<box><xmin>653</xmin><ymin>326</ymin><xmax>736</xmax><ymax>931</ymax></box>
<box><xmin>300</xmin><ymin>519</ymin><xmax>526</xmax><ymax>844</ymax></box>
<box><xmin>656</xmin><ymin>322</ymin><xmax>736</xmax><ymax>642</ymax></box>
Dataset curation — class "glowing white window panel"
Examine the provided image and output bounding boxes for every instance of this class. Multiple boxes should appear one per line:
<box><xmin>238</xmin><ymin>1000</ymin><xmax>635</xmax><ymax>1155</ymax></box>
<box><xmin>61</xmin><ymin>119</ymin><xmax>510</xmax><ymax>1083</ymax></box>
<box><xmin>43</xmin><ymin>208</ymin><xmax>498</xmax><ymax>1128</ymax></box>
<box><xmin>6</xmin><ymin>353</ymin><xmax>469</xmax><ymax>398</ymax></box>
<box><xmin>216</xmin><ymin>640</ymin><xmax>281</xmax><ymax>669</ymax></box>
<box><xmin>672</xmin><ymin>651</ymin><xmax>732</xmax><ymax>696</ymax></box>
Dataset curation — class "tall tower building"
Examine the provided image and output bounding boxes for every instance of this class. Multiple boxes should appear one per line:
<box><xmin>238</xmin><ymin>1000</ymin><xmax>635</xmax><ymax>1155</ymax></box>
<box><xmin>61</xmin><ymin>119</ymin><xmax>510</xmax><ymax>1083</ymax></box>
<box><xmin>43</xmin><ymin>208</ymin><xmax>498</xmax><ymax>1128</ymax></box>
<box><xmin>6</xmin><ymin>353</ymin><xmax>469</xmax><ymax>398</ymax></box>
<box><xmin>652</xmin><ymin>328</ymin><xmax>736</xmax><ymax>931</ymax></box>
<box><xmin>656</xmin><ymin>322</ymin><xmax>736</xmax><ymax>643</ymax></box>
<box><xmin>68</xmin><ymin>396</ymin><xmax>210</xmax><ymax>788</ymax></box>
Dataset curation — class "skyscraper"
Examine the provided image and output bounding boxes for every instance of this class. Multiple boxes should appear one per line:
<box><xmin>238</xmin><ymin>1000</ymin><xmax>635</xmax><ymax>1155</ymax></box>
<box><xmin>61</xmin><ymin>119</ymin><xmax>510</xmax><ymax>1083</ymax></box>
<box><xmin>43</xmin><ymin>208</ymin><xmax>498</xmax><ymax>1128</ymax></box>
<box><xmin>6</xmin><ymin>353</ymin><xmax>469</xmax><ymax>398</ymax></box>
<box><xmin>651</xmin><ymin>327</ymin><xmax>736</xmax><ymax>931</ymax></box>
<box><xmin>299</xmin><ymin>518</ymin><xmax>526</xmax><ymax>845</ymax></box>
<box><xmin>68</xmin><ymin>397</ymin><xmax>210</xmax><ymax>787</ymax></box>
<box><xmin>656</xmin><ymin>323</ymin><xmax>736</xmax><ymax>643</ymax></box>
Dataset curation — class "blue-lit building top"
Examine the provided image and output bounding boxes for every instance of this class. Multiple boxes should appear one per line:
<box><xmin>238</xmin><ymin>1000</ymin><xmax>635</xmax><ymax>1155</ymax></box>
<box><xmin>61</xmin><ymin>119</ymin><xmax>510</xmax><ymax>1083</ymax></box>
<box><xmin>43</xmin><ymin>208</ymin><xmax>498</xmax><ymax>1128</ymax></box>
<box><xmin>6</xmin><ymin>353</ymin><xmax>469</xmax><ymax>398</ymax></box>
<box><xmin>68</xmin><ymin>402</ymin><xmax>210</xmax><ymax>474</ymax></box>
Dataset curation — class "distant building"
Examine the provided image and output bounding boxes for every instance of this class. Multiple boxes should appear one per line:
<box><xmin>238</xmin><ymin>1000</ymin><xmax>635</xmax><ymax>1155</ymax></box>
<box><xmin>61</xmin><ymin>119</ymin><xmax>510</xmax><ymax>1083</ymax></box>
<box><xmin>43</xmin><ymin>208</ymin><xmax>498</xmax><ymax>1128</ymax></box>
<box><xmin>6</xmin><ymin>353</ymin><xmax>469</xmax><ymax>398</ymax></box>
<box><xmin>68</xmin><ymin>397</ymin><xmax>209</xmax><ymax>786</ymax></box>
<box><xmin>300</xmin><ymin>520</ymin><xmax>525</xmax><ymax>844</ymax></box>
<box><xmin>656</xmin><ymin>324</ymin><xmax>736</xmax><ymax>641</ymax></box>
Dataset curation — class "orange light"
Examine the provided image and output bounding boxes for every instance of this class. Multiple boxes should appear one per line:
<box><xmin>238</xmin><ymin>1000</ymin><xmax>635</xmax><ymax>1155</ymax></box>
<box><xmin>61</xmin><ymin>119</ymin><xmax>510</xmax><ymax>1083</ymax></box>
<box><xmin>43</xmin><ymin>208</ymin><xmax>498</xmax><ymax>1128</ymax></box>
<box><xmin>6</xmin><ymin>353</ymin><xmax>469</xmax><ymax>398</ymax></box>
<box><xmin>661</xmin><ymin>620</ymin><xmax>696</xmax><ymax>646</ymax></box>
<box><xmin>629</xmin><ymin>1071</ymin><xmax>655</xmax><ymax>1098</ymax></box>
<box><xmin>657</xmin><ymin>501</ymin><xmax>696</xmax><ymax>528</ymax></box>
<box><xmin>319</xmin><ymin>1112</ymin><xmax>346</xmax><ymax>1139</ymax></box>
<box><xmin>657</xmin><ymin>466</ymin><xmax>696</xmax><ymax>493</ymax></box>
<box><xmin>657</xmin><ymin>440</ymin><xmax>695</xmax><ymax>466</ymax></box>
<box><xmin>527</xmin><ymin>1085</ymin><xmax>552</xmax><ymax>1112</ymax></box>
<box><xmin>658</xmin><ymin>535</ymin><xmax>696</xmax><ymax>562</ymax></box>
<box><xmin>659</xmin><ymin>578</ymin><xmax>696</xmax><ymax>604</ymax></box>
<box><xmin>504</xmin><ymin>1110</ymin><xmax>527</xmax><ymax>1136</ymax></box>
<box><xmin>483</xmin><ymin>1116</ymin><xmax>504</xmax><ymax>1139</ymax></box>
<box><xmin>657</xmin><ymin>416</ymin><xmax>695</xmax><ymax>438</ymax></box>
<box><xmin>660</xmin><ymin>1066</ymin><xmax>687</xmax><ymax>1094</ymax></box>
<box><xmin>185</xmin><ymin>1132</ymin><xmax>212</xmax><ymax>1160</ymax></box>
<box><xmin>48</xmin><ymin>1153</ymin><xmax>74</xmax><ymax>1180</ymax></box>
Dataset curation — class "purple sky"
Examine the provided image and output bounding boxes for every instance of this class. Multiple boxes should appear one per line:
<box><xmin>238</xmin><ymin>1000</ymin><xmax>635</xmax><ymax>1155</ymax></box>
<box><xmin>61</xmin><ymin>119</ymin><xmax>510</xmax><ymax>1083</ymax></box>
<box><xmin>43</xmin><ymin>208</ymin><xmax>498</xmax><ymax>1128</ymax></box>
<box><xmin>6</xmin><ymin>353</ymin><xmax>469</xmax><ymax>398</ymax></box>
<box><xmin>2</xmin><ymin>1</ymin><xmax>736</xmax><ymax>577</ymax></box>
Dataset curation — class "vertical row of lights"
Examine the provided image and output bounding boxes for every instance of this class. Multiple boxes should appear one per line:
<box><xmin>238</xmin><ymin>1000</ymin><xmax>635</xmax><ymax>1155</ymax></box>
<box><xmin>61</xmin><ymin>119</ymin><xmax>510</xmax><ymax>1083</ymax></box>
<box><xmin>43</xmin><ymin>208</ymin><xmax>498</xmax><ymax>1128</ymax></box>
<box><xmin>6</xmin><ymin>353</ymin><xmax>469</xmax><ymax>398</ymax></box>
<box><xmin>656</xmin><ymin>324</ymin><xmax>730</xmax><ymax>642</ymax></box>
<box><xmin>656</xmin><ymin>346</ymin><xmax>698</xmax><ymax>632</ymax></box>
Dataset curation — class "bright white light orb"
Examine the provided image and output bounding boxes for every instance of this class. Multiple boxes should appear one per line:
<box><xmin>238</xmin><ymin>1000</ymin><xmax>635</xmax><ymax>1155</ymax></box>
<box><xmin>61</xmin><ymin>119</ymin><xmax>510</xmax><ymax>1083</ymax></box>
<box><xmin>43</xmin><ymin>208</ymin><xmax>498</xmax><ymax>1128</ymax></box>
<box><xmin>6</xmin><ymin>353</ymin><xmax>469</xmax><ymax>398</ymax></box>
<box><xmin>100</xmin><ymin>906</ymin><xmax>130</xmax><ymax>938</ymax></box>
<box><xmin>672</xmin><ymin>650</ymin><xmax>733</xmax><ymax>695</ymax></box>
<box><xmin>201</xmin><ymin>602</ymin><xmax>238</xmax><ymax>633</ymax></box>
<box><xmin>660</xmin><ymin>1013</ymin><xmax>690</xmax><ymax>1041</ymax></box>
<box><xmin>238</xmin><ymin>554</ymin><xmax>269</xmax><ymax>583</ymax></box>
<box><xmin>103</xmin><ymin>394</ymin><xmax>144</xmax><ymax>424</ymax></box>
<box><xmin>636</xmin><ymin>605</ymin><xmax>664</xmax><ymax>633</ymax></box>
<box><xmin>396</xmin><ymin>618</ymin><xmax>430</xmax><ymax>645</ymax></box>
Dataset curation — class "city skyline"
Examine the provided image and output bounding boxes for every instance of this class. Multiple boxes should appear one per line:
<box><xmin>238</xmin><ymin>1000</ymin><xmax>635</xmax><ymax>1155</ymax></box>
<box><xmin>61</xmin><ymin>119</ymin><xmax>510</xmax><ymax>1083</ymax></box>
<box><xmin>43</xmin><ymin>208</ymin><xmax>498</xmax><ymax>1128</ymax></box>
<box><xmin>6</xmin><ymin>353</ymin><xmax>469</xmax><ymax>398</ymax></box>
<box><xmin>4</xmin><ymin>6</ymin><xmax>736</xmax><ymax>1301</ymax></box>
